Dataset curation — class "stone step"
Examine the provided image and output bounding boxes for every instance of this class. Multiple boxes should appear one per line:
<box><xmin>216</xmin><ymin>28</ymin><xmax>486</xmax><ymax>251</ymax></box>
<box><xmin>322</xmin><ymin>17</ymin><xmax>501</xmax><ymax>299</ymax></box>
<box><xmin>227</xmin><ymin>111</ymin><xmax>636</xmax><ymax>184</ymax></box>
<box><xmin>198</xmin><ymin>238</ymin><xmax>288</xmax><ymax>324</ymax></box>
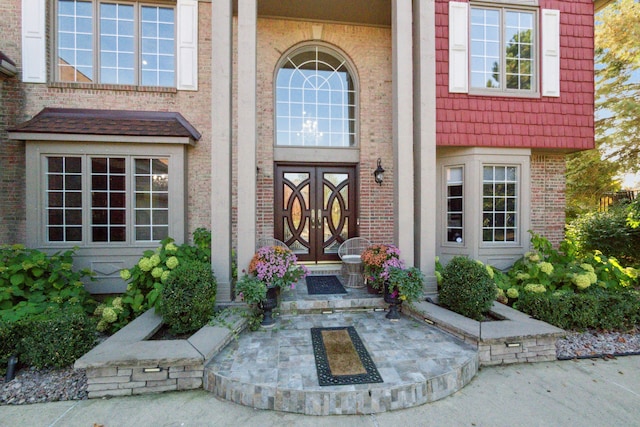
<box><xmin>279</xmin><ymin>274</ymin><xmax>385</xmax><ymax>314</ymax></box>
<box><xmin>302</xmin><ymin>263</ymin><xmax>343</xmax><ymax>276</ymax></box>
<box><xmin>204</xmin><ymin>312</ymin><xmax>479</xmax><ymax>415</ymax></box>
<box><xmin>279</xmin><ymin>295</ymin><xmax>386</xmax><ymax>314</ymax></box>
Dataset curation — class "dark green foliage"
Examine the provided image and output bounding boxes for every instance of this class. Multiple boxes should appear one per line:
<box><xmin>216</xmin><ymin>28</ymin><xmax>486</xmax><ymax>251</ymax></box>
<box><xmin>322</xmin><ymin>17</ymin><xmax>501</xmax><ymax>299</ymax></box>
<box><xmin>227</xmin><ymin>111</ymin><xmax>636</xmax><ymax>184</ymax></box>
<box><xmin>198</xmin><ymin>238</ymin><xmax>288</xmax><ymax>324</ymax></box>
<box><xmin>567</xmin><ymin>205</ymin><xmax>640</xmax><ymax>266</ymax></box>
<box><xmin>99</xmin><ymin>229</ymin><xmax>214</xmax><ymax>334</ymax></box>
<box><xmin>18</xmin><ymin>308</ymin><xmax>97</xmax><ymax>369</ymax></box>
<box><xmin>158</xmin><ymin>260</ymin><xmax>217</xmax><ymax>334</ymax></box>
<box><xmin>0</xmin><ymin>321</ymin><xmax>20</xmax><ymax>376</ymax></box>
<box><xmin>0</xmin><ymin>244</ymin><xmax>96</xmax><ymax>322</ymax></box>
<box><xmin>440</xmin><ymin>256</ymin><xmax>497</xmax><ymax>321</ymax></box>
<box><xmin>515</xmin><ymin>288</ymin><xmax>640</xmax><ymax>331</ymax></box>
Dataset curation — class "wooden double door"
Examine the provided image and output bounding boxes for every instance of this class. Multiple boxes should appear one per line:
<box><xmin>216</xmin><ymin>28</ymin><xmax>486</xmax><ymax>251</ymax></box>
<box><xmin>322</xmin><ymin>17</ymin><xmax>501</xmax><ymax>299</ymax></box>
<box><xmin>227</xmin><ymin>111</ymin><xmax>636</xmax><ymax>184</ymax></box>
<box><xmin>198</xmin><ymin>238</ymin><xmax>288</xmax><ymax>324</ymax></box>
<box><xmin>275</xmin><ymin>164</ymin><xmax>358</xmax><ymax>262</ymax></box>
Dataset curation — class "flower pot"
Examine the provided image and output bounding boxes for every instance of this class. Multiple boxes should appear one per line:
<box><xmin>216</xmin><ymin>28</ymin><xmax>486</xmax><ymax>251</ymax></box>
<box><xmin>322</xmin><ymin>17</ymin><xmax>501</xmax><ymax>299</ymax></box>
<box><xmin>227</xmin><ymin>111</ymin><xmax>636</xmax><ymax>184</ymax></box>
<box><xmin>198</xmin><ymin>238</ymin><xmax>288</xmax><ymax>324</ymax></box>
<box><xmin>259</xmin><ymin>286</ymin><xmax>279</xmax><ymax>327</ymax></box>
<box><xmin>366</xmin><ymin>279</ymin><xmax>383</xmax><ymax>295</ymax></box>
<box><xmin>383</xmin><ymin>280</ymin><xmax>402</xmax><ymax>320</ymax></box>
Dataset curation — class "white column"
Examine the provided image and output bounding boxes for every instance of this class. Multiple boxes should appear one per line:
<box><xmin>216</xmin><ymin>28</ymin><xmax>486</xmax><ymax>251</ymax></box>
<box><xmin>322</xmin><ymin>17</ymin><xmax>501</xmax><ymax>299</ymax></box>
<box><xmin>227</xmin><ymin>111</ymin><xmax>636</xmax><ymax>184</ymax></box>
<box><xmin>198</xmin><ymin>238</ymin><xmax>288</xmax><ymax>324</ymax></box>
<box><xmin>211</xmin><ymin>0</ymin><xmax>233</xmax><ymax>301</ymax></box>
<box><xmin>392</xmin><ymin>0</ymin><xmax>415</xmax><ymax>266</ymax></box>
<box><xmin>237</xmin><ymin>0</ymin><xmax>258</xmax><ymax>278</ymax></box>
<box><xmin>414</xmin><ymin>0</ymin><xmax>438</xmax><ymax>294</ymax></box>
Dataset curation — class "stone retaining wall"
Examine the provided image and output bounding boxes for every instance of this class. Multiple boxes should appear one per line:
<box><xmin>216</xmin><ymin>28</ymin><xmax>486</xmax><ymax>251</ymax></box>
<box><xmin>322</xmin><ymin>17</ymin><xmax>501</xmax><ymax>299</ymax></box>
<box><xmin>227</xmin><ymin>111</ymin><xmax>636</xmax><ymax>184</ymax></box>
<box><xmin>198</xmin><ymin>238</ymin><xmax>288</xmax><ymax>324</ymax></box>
<box><xmin>405</xmin><ymin>301</ymin><xmax>564</xmax><ymax>366</ymax></box>
<box><xmin>86</xmin><ymin>365</ymin><xmax>205</xmax><ymax>398</ymax></box>
<box><xmin>478</xmin><ymin>336</ymin><xmax>559</xmax><ymax>366</ymax></box>
<box><xmin>75</xmin><ymin>309</ymin><xmax>246</xmax><ymax>398</ymax></box>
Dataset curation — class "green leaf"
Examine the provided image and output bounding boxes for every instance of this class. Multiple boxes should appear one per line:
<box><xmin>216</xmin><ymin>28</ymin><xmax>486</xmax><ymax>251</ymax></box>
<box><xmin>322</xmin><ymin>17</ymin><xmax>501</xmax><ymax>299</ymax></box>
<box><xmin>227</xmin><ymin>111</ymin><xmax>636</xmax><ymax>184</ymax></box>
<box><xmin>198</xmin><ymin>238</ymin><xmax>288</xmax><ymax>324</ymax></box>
<box><xmin>10</xmin><ymin>273</ymin><xmax>24</xmax><ymax>286</ymax></box>
<box><xmin>147</xmin><ymin>289</ymin><xmax>159</xmax><ymax>307</ymax></box>
<box><xmin>30</xmin><ymin>292</ymin><xmax>47</xmax><ymax>303</ymax></box>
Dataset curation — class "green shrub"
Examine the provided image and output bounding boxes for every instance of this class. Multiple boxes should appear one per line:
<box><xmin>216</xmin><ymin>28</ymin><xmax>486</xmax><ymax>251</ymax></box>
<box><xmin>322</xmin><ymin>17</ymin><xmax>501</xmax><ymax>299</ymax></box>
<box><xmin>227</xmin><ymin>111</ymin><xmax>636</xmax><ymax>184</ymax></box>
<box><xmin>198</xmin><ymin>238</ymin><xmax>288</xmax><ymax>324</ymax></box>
<box><xmin>0</xmin><ymin>244</ymin><xmax>96</xmax><ymax>322</ymax></box>
<box><xmin>19</xmin><ymin>308</ymin><xmax>97</xmax><ymax>369</ymax></box>
<box><xmin>567</xmin><ymin>205</ymin><xmax>640</xmax><ymax>266</ymax></box>
<box><xmin>96</xmin><ymin>229</ymin><xmax>213</xmax><ymax>334</ymax></box>
<box><xmin>158</xmin><ymin>260</ymin><xmax>217</xmax><ymax>334</ymax></box>
<box><xmin>0</xmin><ymin>321</ymin><xmax>20</xmax><ymax>377</ymax></box>
<box><xmin>440</xmin><ymin>256</ymin><xmax>497</xmax><ymax>321</ymax></box>
<box><xmin>515</xmin><ymin>288</ymin><xmax>640</xmax><ymax>331</ymax></box>
<box><xmin>501</xmin><ymin>233</ymin><xmax>639</xmax><ymax>306</ymax></box>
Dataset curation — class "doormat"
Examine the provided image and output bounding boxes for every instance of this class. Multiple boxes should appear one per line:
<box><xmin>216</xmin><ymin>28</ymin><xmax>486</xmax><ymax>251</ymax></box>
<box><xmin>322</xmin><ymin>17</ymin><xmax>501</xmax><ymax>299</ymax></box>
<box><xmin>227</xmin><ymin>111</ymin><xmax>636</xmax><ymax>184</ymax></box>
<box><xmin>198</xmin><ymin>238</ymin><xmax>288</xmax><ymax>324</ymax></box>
<box><xmin>306</xmin><ymin>275</ymin><xmax>347</xmax><ymax>295</ymax></box>
<box><xmin>311</xmin><ymin>326</ymin><xmax>383</xmax><ymax>386</ymax></box>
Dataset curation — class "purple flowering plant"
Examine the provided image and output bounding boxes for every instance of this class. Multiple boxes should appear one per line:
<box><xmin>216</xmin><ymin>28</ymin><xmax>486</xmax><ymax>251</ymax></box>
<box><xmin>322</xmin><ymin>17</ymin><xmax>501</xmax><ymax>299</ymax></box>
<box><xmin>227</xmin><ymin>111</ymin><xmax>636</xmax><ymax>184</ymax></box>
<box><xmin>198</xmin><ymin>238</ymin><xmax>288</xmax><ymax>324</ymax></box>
<box><xmin>248</xmin><ymin>245</ymin><xmax>309</xmax><ymax>291</ymax></box>
<box><xmin>361</xmin><ymin>244</ymin><xmax>405</xmax><ymax>290</ymax></box>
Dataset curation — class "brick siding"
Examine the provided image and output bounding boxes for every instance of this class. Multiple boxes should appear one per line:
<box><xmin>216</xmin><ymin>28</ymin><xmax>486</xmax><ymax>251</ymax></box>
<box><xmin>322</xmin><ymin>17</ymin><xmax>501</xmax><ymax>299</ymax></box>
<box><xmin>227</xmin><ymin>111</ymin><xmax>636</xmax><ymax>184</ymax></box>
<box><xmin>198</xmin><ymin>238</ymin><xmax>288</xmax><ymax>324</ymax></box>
<box><xmin>253</xmin><ymin>18</ymin><xmax>394</xmax><ymax>245</ymax></box>
<box><xmin>0</xmin><ymin>1</ymin><xmax>588</xmax><ymax>264</ymax></box>
<box><xmin>530</xmin><ymin>153</ymin><xmax>566</xmax><ymax>246</ymax></box>
<box><xmin>0</xmin><ymin>4</ymin><xmax>214</xmax><ymax>245</ymax></box>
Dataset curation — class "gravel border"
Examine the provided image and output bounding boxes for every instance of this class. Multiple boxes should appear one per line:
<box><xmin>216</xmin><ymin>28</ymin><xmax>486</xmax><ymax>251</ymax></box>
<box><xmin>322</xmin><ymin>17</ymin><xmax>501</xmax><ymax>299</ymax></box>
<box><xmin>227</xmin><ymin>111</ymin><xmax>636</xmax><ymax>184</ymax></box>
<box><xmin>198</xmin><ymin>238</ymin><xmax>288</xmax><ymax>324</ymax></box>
<box><xmin>556</xmin><ymin>328</ymin><xmax>640</xmax><ymax>360</ymax></box>
<box><xmin>2</xmin><ymin>329</ymin><xmax>639</xmax><ymax>406</ymax></box>
<box><xmin>1</xmin><ymin>367</ymin><xmax>87</xmax><ymax>405</ymax></box>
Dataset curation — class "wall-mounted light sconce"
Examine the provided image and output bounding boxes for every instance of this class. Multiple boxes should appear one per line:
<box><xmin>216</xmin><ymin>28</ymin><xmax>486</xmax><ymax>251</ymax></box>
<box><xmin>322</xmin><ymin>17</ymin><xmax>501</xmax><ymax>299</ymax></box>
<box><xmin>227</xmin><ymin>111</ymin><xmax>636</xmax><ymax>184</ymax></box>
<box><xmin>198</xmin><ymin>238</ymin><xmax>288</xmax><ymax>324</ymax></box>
<box><xmin>373</xmin><ymin>158</ymin><xmax>385</xmax><ymax>186</ymax></box>
<box><xmin>505</xmin><ymin>342</ymin><xmax>521</xmax><ymax>348</ymax></box>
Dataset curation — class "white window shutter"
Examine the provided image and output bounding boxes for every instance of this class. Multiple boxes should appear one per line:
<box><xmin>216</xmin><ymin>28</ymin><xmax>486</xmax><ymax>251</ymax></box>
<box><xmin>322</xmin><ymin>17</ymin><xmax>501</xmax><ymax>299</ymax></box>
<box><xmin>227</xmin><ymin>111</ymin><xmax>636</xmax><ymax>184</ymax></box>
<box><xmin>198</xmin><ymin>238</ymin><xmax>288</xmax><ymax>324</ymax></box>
<box><xmin>177</xmin><ymin>0</ymin><xmax>198</xmax><ymax>91</ymax></box>
<box><xmin>542</xmin><ymin>9</ymin><xmax>560</xmax><ymax>97</ymax></box>
<box><xmin>449</xmin><ymin>1</ymin><xmax>469</xmax><ymax>93</ymax></box>
<box><xmin>21</xmin><ymin>0</ymin><xmax>46</xmax><ymax>83</ymax></box>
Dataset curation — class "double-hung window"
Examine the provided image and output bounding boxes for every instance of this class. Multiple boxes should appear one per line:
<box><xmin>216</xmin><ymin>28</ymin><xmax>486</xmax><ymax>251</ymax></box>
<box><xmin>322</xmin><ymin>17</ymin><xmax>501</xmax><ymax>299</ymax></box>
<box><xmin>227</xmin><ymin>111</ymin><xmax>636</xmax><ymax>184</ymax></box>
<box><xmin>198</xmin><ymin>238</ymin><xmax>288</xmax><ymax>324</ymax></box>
<box><xmin>449</xmin><ymin>2</ymin><xmax>559</xmax><ymax>97</ymax></box>
<box><xmin>56</xmin><ymin>0</ymin><xmax>176</xmax><ymax>86</ymax></box>
<box><xmin>470</xmin><ymin>5</ymin><xmax>535</xmax><ymax>93</ymax></box>
<box><xmin>482</xmin><ymin>165</ymin><xmax>518</xmax><ymax>242</ymax></box>
<box><xmin>446</xmin><ymin>166</ymin><xmax>464</xmax><ymax>243</ymax></box>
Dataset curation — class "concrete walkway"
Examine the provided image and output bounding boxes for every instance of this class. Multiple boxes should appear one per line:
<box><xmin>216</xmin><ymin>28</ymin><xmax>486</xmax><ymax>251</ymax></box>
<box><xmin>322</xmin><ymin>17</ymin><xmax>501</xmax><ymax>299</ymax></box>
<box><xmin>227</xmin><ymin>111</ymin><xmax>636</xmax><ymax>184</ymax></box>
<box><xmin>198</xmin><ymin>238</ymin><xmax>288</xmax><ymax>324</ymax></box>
<box><xmin>2</xmin><ymin>356</ymin><xmax>638</xmax><ymax>427</ymax></box>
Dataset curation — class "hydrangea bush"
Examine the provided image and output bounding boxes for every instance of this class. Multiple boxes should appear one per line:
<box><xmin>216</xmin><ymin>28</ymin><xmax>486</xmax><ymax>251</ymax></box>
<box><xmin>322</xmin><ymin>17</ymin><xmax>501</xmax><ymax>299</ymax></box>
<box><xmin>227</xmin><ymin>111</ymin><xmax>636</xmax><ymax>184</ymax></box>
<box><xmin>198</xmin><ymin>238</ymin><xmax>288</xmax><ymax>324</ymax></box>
<box><xmin>95</xmin><ymin>229</ymin><xmax>212</xmax><ymax>333</ymax></box>
<box><xmin>499</xmin><ymin>232</ymin><xmax>638</xmax><ymax>306</ymax></box>
<box><xmin>0</xmin><ymin>244</ymin><xmax>96</xmax><ymax>322</ymax></box>
<box><xmin>361</xmin><ymin>244</ymin><xmax>404</xmax><ymax>290</ymax></box>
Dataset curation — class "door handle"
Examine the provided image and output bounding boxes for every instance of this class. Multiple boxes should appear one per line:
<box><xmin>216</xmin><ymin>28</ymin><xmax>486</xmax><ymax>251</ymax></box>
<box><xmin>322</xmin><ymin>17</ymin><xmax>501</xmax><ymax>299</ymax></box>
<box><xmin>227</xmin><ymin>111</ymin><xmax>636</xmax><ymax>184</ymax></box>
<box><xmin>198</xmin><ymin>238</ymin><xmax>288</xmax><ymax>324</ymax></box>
<box><xmin>316</xmin><ymin>209</ymin><xmax>322</xmax><ymax>228</ymax></box>
<box><xmin>310</xmin><ymin>209</ymin><xmax>316</xmax><ymax>229</ymax></box>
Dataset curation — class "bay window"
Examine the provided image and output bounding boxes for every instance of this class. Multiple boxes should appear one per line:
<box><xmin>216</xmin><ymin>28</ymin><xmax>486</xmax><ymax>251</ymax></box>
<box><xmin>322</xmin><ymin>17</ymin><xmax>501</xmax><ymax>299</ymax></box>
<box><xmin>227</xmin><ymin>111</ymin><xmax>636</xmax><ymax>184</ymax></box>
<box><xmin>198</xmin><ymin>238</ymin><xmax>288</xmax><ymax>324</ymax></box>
<box><xmin>44</xmin><ymin>153</ymin><xmax>171</xmax><ymax>244</ymax></box>
<box><xmin>437</xmin><ymin>148</ymin><xmax>531</xmax><ymax>269</ymax></box>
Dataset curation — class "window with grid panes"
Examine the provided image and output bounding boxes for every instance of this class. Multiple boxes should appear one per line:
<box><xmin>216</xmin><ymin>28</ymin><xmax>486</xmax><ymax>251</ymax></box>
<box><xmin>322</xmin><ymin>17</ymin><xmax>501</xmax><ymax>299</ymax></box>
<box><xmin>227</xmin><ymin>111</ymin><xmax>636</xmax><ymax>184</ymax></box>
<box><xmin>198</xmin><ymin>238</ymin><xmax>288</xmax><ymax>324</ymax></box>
<box><xmin>446</xmin><ymin>166</ymin><xmax>464</xmax><ymax>243</ymax></box>
<box><xmin>44</xmin><ymin>155</ymin><xmax>170</xmax><ymax>243</ymax></box>
<box><xmin>275</xmin><ymin>46</ymin><xmax>357</xmax><ymax>147</ymax></box>
<box><xmin>56</xmin><ymin>0</ymin><xmax>175</xmax><ymax>86</ymax></box>
<box><xmin>482</xmin><ymin>165</ymin><xmax>518</xmax><ymax>242</ymax></box>
<box><xmin>470</xmin><ymin>5</ymin><xmax>536</xmax><ymax>92</ymax></box>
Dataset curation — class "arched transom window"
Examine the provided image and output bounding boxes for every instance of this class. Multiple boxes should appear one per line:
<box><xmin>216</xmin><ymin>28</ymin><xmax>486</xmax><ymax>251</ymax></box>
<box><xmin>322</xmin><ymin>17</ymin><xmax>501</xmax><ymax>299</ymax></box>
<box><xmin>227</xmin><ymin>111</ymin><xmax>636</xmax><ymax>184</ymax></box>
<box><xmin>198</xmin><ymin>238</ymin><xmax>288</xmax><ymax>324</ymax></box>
<box><xmin>276</xmin><ymin>46</ymin><xmax>356</xmax><ymax>147</ymax></box>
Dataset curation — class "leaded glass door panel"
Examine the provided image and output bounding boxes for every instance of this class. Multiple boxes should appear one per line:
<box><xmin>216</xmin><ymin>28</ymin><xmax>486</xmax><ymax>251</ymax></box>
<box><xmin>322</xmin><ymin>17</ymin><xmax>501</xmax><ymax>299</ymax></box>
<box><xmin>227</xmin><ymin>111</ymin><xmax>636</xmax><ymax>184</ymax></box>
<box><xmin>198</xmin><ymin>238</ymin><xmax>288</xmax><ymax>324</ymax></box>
<box><xmin>275</xmin><ymin>164</ymin><xmax>357</xmax><ymax>262</ymax></box>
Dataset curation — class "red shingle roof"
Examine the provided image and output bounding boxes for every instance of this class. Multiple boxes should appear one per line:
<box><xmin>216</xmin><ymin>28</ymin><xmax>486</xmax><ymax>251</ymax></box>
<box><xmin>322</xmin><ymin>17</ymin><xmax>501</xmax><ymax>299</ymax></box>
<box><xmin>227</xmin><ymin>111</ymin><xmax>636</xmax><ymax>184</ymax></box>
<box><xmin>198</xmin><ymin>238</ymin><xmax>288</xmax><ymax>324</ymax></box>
<box><xmin>10</xmin><ymin>108</ymin><xmax>201</xmax><ymax>141</ymax></box>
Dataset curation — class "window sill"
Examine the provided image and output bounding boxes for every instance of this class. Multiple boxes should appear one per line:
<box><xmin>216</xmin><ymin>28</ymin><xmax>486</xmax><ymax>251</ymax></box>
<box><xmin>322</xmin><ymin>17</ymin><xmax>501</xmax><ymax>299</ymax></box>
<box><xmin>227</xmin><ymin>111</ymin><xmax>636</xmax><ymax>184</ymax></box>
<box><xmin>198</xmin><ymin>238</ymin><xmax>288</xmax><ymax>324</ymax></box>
<box><xmin>48</xmin><ymin>82</ymin><xmax>177</xmax><ymax>94</ymax></box>
<box><xmin>467</xmin><ymin>89</ymin><xmax>541</xmax><ymax>99</ymax></box>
